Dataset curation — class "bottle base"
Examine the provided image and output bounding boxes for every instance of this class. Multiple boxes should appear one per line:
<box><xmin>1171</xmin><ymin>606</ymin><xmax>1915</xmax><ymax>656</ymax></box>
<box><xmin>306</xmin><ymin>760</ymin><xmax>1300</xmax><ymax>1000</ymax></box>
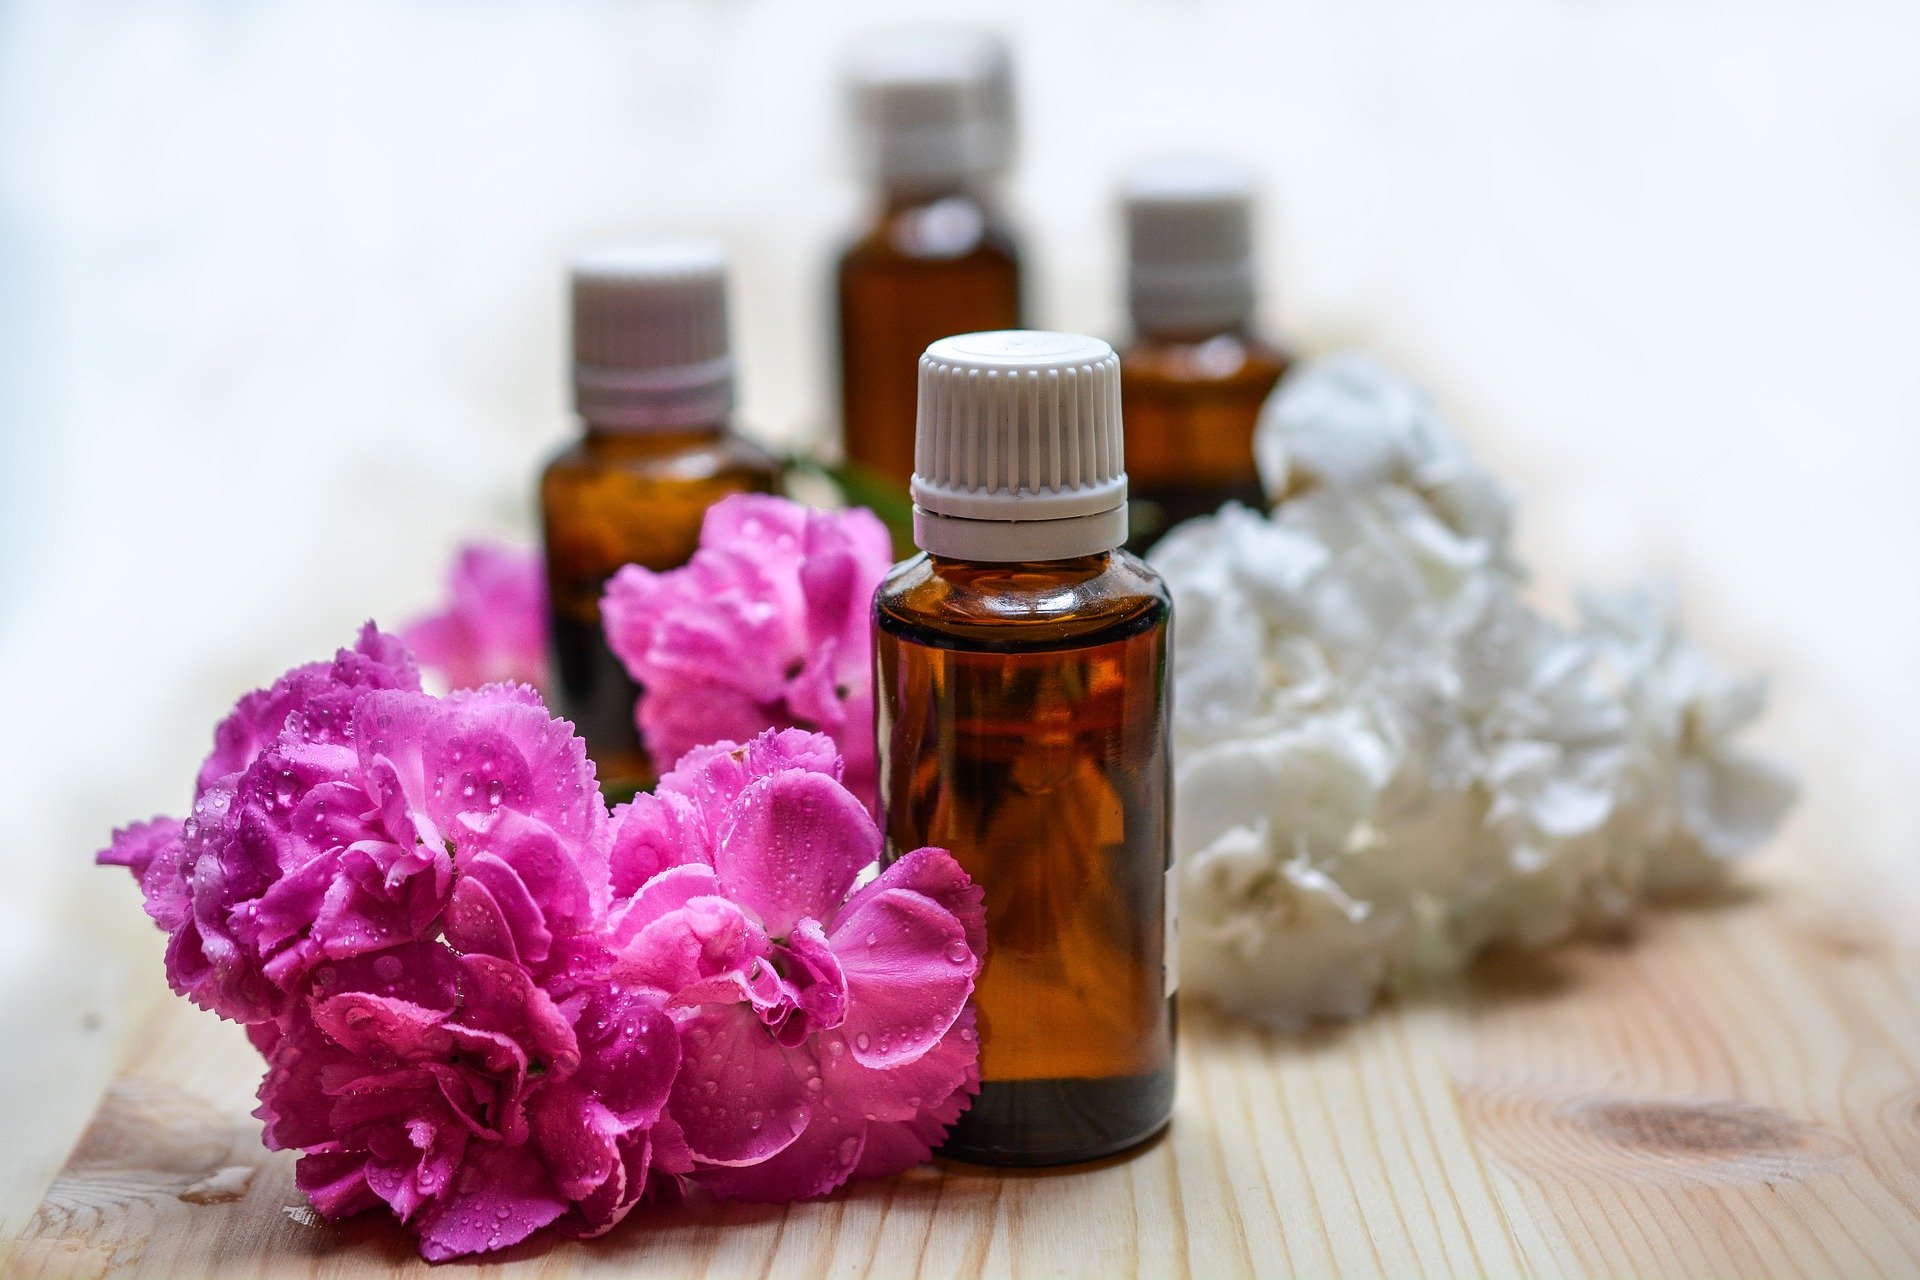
<box><xmin>938</xmin><ymin>1070</ymin><xmax>1176</xmax><ymax>1168</ymax></box>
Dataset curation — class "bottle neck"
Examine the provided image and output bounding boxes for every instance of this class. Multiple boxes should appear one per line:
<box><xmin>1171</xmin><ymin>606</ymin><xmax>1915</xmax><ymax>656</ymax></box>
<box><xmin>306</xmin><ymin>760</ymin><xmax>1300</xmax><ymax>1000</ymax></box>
<box><xmin>580</xmin><ymin>416</ymin><xmax>728</xmax><ymax>454</ymax></box>
<box><xmin>1131</xmin><ymin>316</ymin><xmax>1256</xmax><ymax>346</ymax></box>
<box><xmin>929</xmin><ymin>550</ymin><xmax>1112</xmax><ymax>575</ymax></box>
<box><xmin>1127</xmin><ymin>266</ymin><xmax>1257</xmax><ymax>345</ymax></box>
<box><xmin>913</xmin><ymin>503</ymin><xmax>1128</xmax><ymax>564</ymax></box>
<box><xmin>877</xmin><ymin>172</ymin><xmax>993</xmax><ymax>212</ymax></box>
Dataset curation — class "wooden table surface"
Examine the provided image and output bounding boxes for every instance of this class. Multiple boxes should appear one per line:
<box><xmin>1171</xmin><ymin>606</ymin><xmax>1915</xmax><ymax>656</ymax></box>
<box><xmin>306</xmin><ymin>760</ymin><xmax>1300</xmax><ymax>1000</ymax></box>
<box><xmin>9</xmin><ymin>842</ymin><xmax>1920</xmax><ymax>1279</ymax></box>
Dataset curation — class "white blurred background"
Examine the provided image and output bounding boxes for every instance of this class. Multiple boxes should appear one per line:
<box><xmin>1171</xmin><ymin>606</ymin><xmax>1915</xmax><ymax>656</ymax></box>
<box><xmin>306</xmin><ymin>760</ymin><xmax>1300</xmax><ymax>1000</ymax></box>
<box><xmin>1</xmin><ymin>0</ymin><xmax>1917</xmax><ymax>1218</ymax></box>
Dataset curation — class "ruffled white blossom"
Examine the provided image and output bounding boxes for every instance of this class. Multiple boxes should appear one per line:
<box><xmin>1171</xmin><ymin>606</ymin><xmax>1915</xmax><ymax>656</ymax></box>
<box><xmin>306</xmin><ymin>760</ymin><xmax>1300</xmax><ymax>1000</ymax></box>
<box><xmin>1154</xmin><ymin>353</ymin><xmax>1796</xmax><ymax>1028</ymax></box>
<box><xmin>1175</xmin><ymin>717</ymin><xmax>1400</xmax><ymax>1029</ymax></box>
<box><xmin>1581</xmin><ymin>582</ymin><xmax>1800</xmax><ymax>896</ymax></box>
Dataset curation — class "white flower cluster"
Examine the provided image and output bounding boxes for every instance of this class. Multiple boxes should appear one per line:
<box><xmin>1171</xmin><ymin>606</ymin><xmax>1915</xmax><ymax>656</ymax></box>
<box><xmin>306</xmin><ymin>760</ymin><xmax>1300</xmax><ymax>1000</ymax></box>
<box><xmin>1153</xmin><ymin>354</ymin><xmax>1798</xmax><ymax>1030</ymax></box>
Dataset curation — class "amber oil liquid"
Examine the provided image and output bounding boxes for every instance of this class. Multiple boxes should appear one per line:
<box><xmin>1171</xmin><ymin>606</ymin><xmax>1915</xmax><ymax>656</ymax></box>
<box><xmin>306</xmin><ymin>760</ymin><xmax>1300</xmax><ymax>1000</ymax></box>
<box><xmin>540</xmin><ymin>422</ymin><xmax>779</xmax><ymax>797</ymax></box>
<box><xmin>1119</xmin><ymin>330</ymin><xmax>1290</xmax><ymax>554</ymax></box>
<box><xmin>875</xmin><ymin>550</ymin><xmax>1175</xmax><ymax>1165</ymax></box>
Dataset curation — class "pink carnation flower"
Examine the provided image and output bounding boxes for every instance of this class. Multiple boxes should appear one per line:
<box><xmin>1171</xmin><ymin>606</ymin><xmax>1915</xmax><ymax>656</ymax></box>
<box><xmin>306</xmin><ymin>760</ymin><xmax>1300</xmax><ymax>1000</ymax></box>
<box><xmin>102</xmin><ymin>632</ymin><xmax>986</xmax><ymax>1259</ymax></box>
<box><xmin>253</xmin><ymin>942</ymin><xmax>683</xmax><ymax>1261</ymax></box>
<box><xmin>600</xmin><ymin>496</ymin><xmax>894</xmax><ymax>817</ymax></box>
<box><xmin>605</xmin><ymin>729</ymin><xmax>984</xmax><ymax>1200</ymax></box>
<box><xmin>403</xmin><ymin>540</ymin><xmax>549</xmax><ymax>693</ymax></box>
<box><xmin>99</xmin><ymin>626</ymin><xmax>608</xmax><ymax>1026</ymax></box>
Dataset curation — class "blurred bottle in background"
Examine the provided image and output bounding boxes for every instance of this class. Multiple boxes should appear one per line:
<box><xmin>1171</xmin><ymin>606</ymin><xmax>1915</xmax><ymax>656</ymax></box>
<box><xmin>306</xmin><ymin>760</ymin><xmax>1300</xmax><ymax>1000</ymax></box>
<box><xmin>1118</xmin><ymin>159</ymin><xmax>1291</xmax><ymax>553</ymax></box>
<box><xmin>837</xmin><ymin>31</ymin><xmax>1023</xmax><ymax>488</ymax></box>
<box><xmin>541</xmin><ymin>243</ymin><xmax>781</xmax><ymax>798</ymax></box>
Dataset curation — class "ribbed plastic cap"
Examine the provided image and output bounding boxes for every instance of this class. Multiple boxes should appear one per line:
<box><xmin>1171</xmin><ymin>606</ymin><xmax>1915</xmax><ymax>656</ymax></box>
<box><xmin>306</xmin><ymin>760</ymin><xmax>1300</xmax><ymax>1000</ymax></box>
<box><xmin>1124</xmin><ymin>157</ymin><xmax>1257</xmax><ymax>337</ymax></box>
<box><xmin>912</xmin><ymin>331</ymin><xmax>1128</xmax><ymax>561</ymax></box>
<box><xmin>847</xmin><ymin>31</ymin><xmax>1013</xmax><ymax>188</ymax></box>
<box><xmin>571</xmin><ymin>240</ymin><xmax>734</xmax><ymax>429</ymax></box>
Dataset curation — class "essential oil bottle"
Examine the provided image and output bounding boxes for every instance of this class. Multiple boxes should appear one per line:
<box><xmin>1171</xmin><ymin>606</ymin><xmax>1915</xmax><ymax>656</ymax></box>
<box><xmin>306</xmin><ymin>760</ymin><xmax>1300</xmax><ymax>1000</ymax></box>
<box><xmin>837</xmin><ymin>33</ymin><xmax>1023</xmax><ymax>487</ymax></box>
<box><xmin>540</xmin><ymin>243</ymin><xmax>780</xmax><ymax>796</ymax></box>
<box><xmin>874</xmin><ymin>331</ymin><xmax>1175</xmax><ymax>1165</ymax></box>
<box><xmin>1118</xmin><ymin>159</ymin><xmax>1291</xmax><ymax>553</ymax></box>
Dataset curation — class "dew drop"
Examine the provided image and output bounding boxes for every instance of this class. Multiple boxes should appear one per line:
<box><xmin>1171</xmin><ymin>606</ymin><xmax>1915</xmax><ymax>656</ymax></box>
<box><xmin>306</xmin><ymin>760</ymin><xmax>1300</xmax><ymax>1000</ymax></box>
<box><xmin>854</xmin><ymin>1032</ymin><xmax>871</xmax><ymax>1052</ymax></box>
<box><xmin>946</xmin><ymin>942</ymin><xmax>970</xmax><ymax>964</ymax></box>
<box><xmin>373</xmin><ymin>954</ymin><xmax>404</xmax><ymax>982</ymax></box>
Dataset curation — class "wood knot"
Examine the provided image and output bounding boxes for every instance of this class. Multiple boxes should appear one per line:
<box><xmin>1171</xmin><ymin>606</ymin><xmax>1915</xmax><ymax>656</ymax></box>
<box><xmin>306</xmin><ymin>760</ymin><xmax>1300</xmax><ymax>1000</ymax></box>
<box><xmin>1558</xmin><ymin>1097</ymin><xmax>1851</xmax><ymax>1180</ymax></box>
<box><xmin>1465</xmin><ymin>1087</ymin><xmax>1853</xmax><ymax>1186</ymax></box>
<box><xmin>1576</xmin><ymin>1099</ymin><xmax>1810</xmax><ymax>1159</ymax></box>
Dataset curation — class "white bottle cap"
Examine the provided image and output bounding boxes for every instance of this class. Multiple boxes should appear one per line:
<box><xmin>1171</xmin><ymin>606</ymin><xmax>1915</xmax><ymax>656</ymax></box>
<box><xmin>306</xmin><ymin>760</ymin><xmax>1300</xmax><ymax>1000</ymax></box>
<box><xmin>1123</xmin><ymin>157</ymin><xmax>1257</xmax><ymax>337</ymax></box>
<box><xmin>846</xmin><ymin>31</ymin><xmax>1013</xmax><ymax>190</ymax></box>
<box><xmin>912</xmin><ymin>331</ymin><xmax>1129</xmax><ymax>561</ymax></box>
<box><xmin>570</xmin><ymin>240</ymin><xmax>734</xmax><ymax>430</ymax></box>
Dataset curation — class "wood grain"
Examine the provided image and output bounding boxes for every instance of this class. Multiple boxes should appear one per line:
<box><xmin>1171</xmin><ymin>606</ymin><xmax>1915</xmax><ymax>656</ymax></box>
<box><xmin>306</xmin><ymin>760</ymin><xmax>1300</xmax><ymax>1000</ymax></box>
<box><xmin>9</xmin><ymin>860</ymin><xmax>1920</xmax><ymax>1279</ymax></box>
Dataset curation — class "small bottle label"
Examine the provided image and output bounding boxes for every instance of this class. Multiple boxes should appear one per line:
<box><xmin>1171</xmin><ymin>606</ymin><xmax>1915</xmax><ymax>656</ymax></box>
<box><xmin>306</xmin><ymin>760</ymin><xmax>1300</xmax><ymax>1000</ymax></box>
<box><xmin>1163</xmin><ymin>863</ymin><xmax>1179</xmax><ymax>996</ymax></box>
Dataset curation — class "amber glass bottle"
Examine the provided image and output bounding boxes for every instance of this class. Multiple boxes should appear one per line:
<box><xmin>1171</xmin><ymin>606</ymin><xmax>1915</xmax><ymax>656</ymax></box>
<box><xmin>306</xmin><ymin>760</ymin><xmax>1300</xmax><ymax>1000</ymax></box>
<box><xmin>838</xmin><ymin>32</ymin><xmax>1022</xmax><ymax>486</ymax></box>
<box><xmin>540</xmin><ymin>243</ymin><xmax>779</xmax><ymax>797</ymax></box>
<box><xmin>1119</xmin><ymin>159</ymin><xmax>1291</xmax><ymax>553</ymax></box>
<box><xmin>875</xmin><ymin>332</ymin><xmax>1174</xmax><ymax>1165</ymax></box>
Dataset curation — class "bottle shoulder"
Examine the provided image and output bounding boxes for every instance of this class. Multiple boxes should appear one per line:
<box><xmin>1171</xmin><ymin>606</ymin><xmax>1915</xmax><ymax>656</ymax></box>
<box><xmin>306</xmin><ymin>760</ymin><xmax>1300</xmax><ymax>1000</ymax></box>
<box><xmin>875</xmin><ymin>551</ymin><xmax>1169</xmax><ymax>652</ymax></box>
<box><xmin>542</xmin><ymin>426</ymin><xmax>782</xmax><ymax>483</ymax></box>
<box><xmin>1119</xmin><ymin>331</ymin><xmax>1292</xmax><ymax>389</ymax></box>
<box><xmin>840</xmin><ymin>193</ymin><xmax>1020</xmax><ymax>269</ymax></box>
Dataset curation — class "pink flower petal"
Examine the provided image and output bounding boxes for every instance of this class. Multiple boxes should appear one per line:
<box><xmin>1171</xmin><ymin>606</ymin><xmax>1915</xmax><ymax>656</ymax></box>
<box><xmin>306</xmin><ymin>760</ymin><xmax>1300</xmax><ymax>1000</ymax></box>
<box><xmin>607</xmin><ymin>789</ymin><xmax>711</xmax><ymax>899</ymax></box>
<box><xmin>817</xmin><ymin>1003</ymin><xmax>980</xmax><ymax>1128</ymax></box>
<box><xmin>404</xmin><ymin>540</ymin><xmax>548</xmax><ymax>693</ymax></box>
<box><xmin>570</xmin><ymin>987</ymin><xmax>679</xmax><ymax>1127</ymax></box>
<box><xmin>599</xmin><ymin>495</ymin><xmax>891</xmax><ymax>811</ymax></box>
<box><xmin>692</xmin><ymin>1097</ymin><xmax>866</xmax><ymax>1202</ymax></box>
<box><xmin>560</xmin><ymin>1130</ymin><xmax>653</xmax><ymax>1238</ymax></box>
<box><xmin>716</xmin><ymin>769</ymin><xmax>878</xmax><ymax>938</ymax></box>
<box><xmin>782</xmin><ymin>919</ymin><xmax>848</xmax><ymax>1035</ymax></box>
<box><xmin>609</xmin><ymin>863</ymin><xmax>722</xmax><ymax>948</ymax></box>
<box><xmin>198</xmin><ymin>623</ymin><xmax>418</xmax><ymax>796</ymax></box>
<box><xmin>453</xmin><ymin>955</ymin><xmax>579</xmax><ymax>1081</ymax></box>
<box><xmin>668</xmin><ymin>1003</ymin><xmax>810</xmax><ymax>1167</ymax></box>
<box><xmin>660</xmin><ymin>729</ymin><xmax>844</xmax><ymax>812</ymax></box>
<box><xmin>828</xmin><ymin>886</ymin><xmax>977</xmax><ymax>1068</ymax></box>
<box><xmin>317</xmin><ymin>940</ymin><xmax>463</xmax><ymax>1009</ymax></box>
<box><xmin>457</xmin><ymin>809</ymin><xmax>595</xmax><ymax>942</ymax></box>
<box><xmin>412</xmin><ymin>1143</ymin><xmax>569</xmax><ymax>1263</ymax></box>
<box><xmin>528</xmin><ymin>1083</ymin><xmax>620</xmax><ymax>1203</ymax></box>
<box><xmin>841</xmin><ymin>846</ymin><xmax>988</xmax><ymax>962</ymax></box>
<box><xmin>312</xmin><ymin>992</ymin><xmax>456</xmax><ymax>1062</ymax></box>
<box><xmin>95</xmin><ymin>816</ymin><xmax>184</xmax><ymax>880</ymax></box>
<box><xmin>613</xmin><ymin>894</ymin><xmax>766</xmax><ymax>995</ymax></box>
<box><xmin>445</xmin><ymin>867</ymin><xmax>528</xmax><ymax>967</ymax></box>
<box><xmin>294</xmin><ymin>1148</ymin><xmax>381</xmax><ymax>1220</ymax></box>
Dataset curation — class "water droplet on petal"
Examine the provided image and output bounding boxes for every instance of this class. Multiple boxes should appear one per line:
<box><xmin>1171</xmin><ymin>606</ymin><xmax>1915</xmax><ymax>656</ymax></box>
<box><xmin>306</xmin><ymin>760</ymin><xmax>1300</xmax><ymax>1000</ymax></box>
<box><xmin>854</xmin><ymin>1032</ymin><xmax>871</xmax><ymax>1052</ymax></box>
